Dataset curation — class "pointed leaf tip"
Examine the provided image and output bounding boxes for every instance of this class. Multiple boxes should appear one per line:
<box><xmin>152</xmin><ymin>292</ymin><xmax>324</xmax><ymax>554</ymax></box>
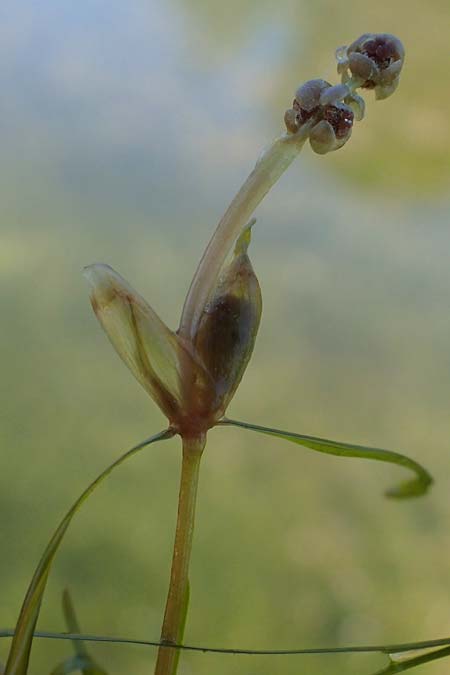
<box><xmin>220</xmin><ymin>419</ymin><xmax>432</xmax><ymax>499</ymax></box>
<box><xmin>56</xmin><ymin>590</ymin><xmax>108</xmax><ymax>675</ymax></box>
<box><xmin>234</xmin><ymin>218</ymin><xmax>256</xmax><ymax>256</ymax></box>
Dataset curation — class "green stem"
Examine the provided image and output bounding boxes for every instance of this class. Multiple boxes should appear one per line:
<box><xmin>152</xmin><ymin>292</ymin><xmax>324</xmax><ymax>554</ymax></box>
<box><xmin>178</xmin><ymin>128</ymin><xmax>310</xmax><ymax>341</ymax></box>
<box><xmin>154</xmin><ymin>434</ymin><xmax>205</xmax><ymax>675</ymax></box>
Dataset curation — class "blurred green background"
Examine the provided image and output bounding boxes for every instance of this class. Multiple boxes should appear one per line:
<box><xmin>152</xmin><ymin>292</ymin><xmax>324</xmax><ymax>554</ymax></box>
<box><xmin>1</xmin><ymin>1</ymin><xmax>449</xmax><ymax>673</ymax></box>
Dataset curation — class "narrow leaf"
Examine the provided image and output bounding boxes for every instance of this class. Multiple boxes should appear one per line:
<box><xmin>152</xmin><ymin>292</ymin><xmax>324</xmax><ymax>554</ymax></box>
<box><xmin>220</xmin><ymin>419</ymin><xmax>432</xmax><ymax>498</ymax></box>
<box><xmin>61</xmin><ymin>590</ymin><xmax>89</xmax><ymax>659</ymax></box>
<box><xmin>3</xmin><ymin>628</ymin><xmax>450</xmax><ymax>675</ymax></box>
<box><xmin>59</xmin><ymin>590</ymin><xmax>107</xmax><ymax>675</ymax></box>
<box><xmin>3</xmin><ymin>630</ymin><xmax>450</xmax><ymax>658</ymax></box>
<box><xmin>5</xmin><ymin>429</ymin><xmax>174</xmax><ymax>675</ymax></box>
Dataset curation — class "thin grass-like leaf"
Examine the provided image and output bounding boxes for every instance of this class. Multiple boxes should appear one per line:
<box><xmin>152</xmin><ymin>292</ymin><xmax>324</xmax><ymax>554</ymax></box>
<box><xmin>4</xmin><ymin>429</ymin><xmax>174</xmax><ymax>675</ymax></box>
<box><xmin>56</xmin><ymin>590</ymin><xmax>107</xmax><ymax>675</ymax></box>
<box><xmin>219</xmin><ymin>419</ymin><xmax>432</xmax><ymax>498</ymax></box>
<box><xmin>3</xmin><ymin>630</ymin><xmax>450</xmax><ymax>659</ymax></box>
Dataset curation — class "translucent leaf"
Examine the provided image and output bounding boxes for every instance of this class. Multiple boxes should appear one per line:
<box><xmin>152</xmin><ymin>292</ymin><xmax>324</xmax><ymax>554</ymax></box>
<box><xmin>4</xmin><ymin>429</ymin><xmax>173</xmax><ymax>675</ymax></box>
<box><xmin>84</xmin><ymin>264</ymin><xmax>205</xmax><ymax>420</ymax></box>
<box><xmin>219</xmin><ymin>419</ymin><xmax>432</xmax><ymax>498</ymax></box>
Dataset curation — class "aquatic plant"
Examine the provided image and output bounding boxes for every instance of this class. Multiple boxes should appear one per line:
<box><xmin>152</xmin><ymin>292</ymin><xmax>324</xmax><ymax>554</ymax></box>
<box><xmin>3</xmin><ymin>31</ymin><xmax>448</xmax><ymax>675</ymax></box>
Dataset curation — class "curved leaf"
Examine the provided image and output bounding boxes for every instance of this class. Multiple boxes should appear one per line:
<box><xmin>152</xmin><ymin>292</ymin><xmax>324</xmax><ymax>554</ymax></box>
<box><xmin>219</xmin><ymin>419</ymin><xmax>432</xmax><ymax>498</ymax></box>
<box><xmin>5</xmin><ymin>428</ymin><xmax>174</xmax><ymax>675</ymax></box>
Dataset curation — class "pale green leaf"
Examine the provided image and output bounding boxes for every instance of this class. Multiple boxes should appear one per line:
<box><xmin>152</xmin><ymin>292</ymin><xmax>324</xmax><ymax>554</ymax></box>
<box><xmin>220</xmin><ymin>419</ymin><xmax>432</xmax><ymax>498</ymax></box>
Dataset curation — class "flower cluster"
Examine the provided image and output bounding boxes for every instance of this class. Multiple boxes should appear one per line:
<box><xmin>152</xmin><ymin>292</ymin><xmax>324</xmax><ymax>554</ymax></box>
<box><xmin>284</xmin><ymin>79</ymin><xmax>355</xmax><ymax>154</ymax></box>
<box><xmin>337</xmin><ymin>33</ymin><xmax>405</xmax><ymax>100</ymax></box>
<box><xmin>285</xmin><ymin>33</ymin><xmax>405</xmax><ymax>154</ymax></box>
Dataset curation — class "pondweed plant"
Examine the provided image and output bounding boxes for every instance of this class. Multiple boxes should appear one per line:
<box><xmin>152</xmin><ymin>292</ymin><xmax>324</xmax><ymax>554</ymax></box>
<box><xmin>2</xmin><ymin>31</ymin><xmax>449</xmax><ymax>675</ymax></box>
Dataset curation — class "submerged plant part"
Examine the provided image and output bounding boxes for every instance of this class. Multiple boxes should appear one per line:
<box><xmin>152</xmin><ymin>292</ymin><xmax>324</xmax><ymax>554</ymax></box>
<box><xmin>4</xmin><ymin>32</ymin><xmax>434</xmax><ymax>675</ymax></box>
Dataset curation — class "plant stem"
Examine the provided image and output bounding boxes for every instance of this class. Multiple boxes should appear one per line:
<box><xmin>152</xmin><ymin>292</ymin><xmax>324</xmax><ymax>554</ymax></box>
<box><xmin>154</xmin><ymin>434</ymin><xmax>205</xmax><ymax>675</ymax></box>
<box><xmin>179</xmin><ymin>127</ymin><xmax>310</xmax><ymax>341</ymax></box>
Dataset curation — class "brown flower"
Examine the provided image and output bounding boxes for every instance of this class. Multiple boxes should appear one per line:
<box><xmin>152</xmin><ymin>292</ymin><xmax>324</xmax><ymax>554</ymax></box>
<box><xmin>338</xmin><ymin>33</ymin><xmax>405</xmax><ymax>100</ymax></box>
<box><xmin>285</xmin><ymin>79</ymin><xmax>354</xmax><ymax>154</ymax></box>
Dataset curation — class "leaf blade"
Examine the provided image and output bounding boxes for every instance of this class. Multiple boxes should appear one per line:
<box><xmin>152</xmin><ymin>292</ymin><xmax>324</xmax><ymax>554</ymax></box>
<box><xmin>4</xmin><ymin>428</ymin><xmax>174</xmax><ymax>675</ymax></box>
<box><xmin>220</xmin><ymin>419</ymin><xmax>432</xmax><ymax>498</ymax></box>
<box><xmin>59</xmin><ymin>590</ymin><xmax>107</xmax><ymax>675</ymax></box>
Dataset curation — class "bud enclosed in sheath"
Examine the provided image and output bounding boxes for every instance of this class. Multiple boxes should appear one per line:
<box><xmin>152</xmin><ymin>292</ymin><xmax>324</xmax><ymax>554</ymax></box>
<box><xmin>193</xmin><ymin>226</ymin><xmax>262</xmax><ymax>422</ymax></box>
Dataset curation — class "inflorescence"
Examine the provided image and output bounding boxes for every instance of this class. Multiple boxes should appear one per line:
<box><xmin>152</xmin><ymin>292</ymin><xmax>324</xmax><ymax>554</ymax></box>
<box><xmin>284</xmin><ymin>33</ymin><xmax>405</xmax><ymax>154</ymax></box>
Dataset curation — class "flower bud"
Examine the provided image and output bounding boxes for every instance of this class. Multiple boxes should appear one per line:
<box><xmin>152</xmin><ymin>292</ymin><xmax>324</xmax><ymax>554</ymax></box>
<box><xmin>295</xmin><ymin>79</ymin><xmax>330</xmax><ymax>112</ymax></box>
<box><xmin>285</xmin><ymin>79</ymin><xmax>354</xmax><ymax>153</ymax></box>
<box><xmin>309</xmin><ymin>103</ymin><xmax>354</xmax><ymax>154</ymax></box>
<box><xmin>193</xmin><ymin>226</ymin><xmax>262</xmax><ymax>421</ymax></box>
<box><xmin>284</xmin><ymin>79</ymin><xmax>329</xmax><ymax>134</ymax></box>
<box><xmin>338</xmin><ymin>33</ymin><xmax>405</xmax><ymax>100</ymax></box>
